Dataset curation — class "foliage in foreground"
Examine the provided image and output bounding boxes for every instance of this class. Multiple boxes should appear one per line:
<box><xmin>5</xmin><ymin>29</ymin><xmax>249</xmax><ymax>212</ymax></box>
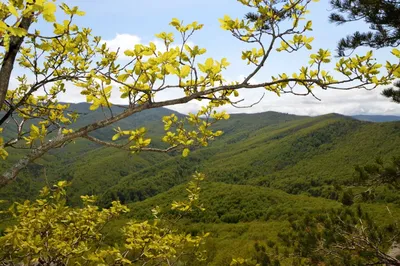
<box><xmin>0</xmin><ymin>173</ymin><xmax>208</xmax><ymax>265</ymax></box>
<box><xmin>1</xmin><ymin>170</ymin><xmax>400</xmax><ymax>265</ymax></box>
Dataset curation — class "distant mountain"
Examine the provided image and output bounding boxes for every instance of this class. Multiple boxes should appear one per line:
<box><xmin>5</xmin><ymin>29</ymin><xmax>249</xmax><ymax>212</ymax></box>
<box><xmin>352</xmin><ymin>114</ymin><xmax>400</xmax><ymax>122</ymax></box>
<box><xmin>1</xmin><ymin>106</ymin><xmax>400</xmax><ymax>205</ymax></box>
<box><xmin>99</xmin><ymin>112</ymin><xmax>400</xmax><ymax>205</ymax></box>
<box><xmin>64</xmin><ymin>102</ymin><xmax>184</xmax><ymax>140</ymax></box>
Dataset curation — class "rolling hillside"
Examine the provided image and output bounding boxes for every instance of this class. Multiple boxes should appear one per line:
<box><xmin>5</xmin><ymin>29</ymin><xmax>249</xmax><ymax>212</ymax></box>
<box><xmin>99</xmin><ymin>113</ymin><xmax>400</xmax><ymax>205</ymax></box>
<box><xmin>1</xmin><ymin>103</ymin><xmax>400</xmax><ymax>264</ymax></box>
<box><xmin>1</xmin><ymin>103</ymin><xmax>399</xmax><ymax>205</ymax></box>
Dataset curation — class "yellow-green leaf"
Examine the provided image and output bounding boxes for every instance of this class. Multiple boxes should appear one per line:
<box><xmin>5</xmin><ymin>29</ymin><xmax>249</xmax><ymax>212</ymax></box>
<box><xmin>42</xmin><ymin>2</ymin><xmax>57</xmax><ymax>22</ymax></box>
<box><xmin>8</xmin><ymin>4</ymin><xmax>18</xmax><ymax>17</ymax></box>
<box><xmin>180</xmin><ymin>65</ymin><xmax>191</xmax><ymax>78</ymax></box>
<box><xmin>182</xmin><ymin>148</ymin><xmax>190</xmax><ymax>157</ymax></box>
<box><xmin>117</xmin><ymin>74</ymin><xmax>130</xmax><ymax>82</ymax></box>
<box><xmin>112</xmin><ymin>133</ymin><xmax>120</xmax><ymax>141</ymax></box>
<box><xmin>31</xmin><ymin>124</ymin><xmax>40</xmax><ymax>137</ymax></box>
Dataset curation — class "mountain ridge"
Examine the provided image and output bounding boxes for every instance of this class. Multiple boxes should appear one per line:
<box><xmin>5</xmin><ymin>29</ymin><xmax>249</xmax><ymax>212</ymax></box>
<box><xmin>0</xmin><ymin>104</ymin><xmax>399</xmax><ymax>205</ymax></box>
<box><xmin>351</xmin><ymin>114</ymin><xmax>400</xmax><ymax>122</ymax></box>
<box><xmin>61</xmin><ymin>102</ymin><xmax>400</xmax><ymax>123</ymax></box>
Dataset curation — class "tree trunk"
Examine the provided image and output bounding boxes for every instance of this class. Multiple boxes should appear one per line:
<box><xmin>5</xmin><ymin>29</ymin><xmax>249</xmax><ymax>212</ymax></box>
<box><xmin>0</xmin><ymin>16</ymin><xmax>33</xmax><ymax>116</ymax></box>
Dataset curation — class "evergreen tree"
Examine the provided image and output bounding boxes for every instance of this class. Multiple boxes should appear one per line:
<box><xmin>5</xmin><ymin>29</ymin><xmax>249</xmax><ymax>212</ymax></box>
<box><xmin>382</xmin><ymin>80</ymin><xmax>400</xmax><ymax>103</ymax></box>
<box><xmin>340</xmin><ymin>189</ymin><xmax>354</xmax><ymax>206</ymax></box>
<box><xmin>329</xmin><ymin>0</ymin><xmax>400</xmax><ymax>56</ymax></box>
<box><xmin>330</xmin><ymin>0</ymin><xmax>400</xmax><ymax>103</ymax></box>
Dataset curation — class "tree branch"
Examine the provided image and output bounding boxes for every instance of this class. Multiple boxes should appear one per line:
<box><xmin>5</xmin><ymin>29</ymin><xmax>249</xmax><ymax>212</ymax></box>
<box><xmin>0</xmin><ymin>74</ymin><xmax>380</xmax><ymax>186</ymax></box>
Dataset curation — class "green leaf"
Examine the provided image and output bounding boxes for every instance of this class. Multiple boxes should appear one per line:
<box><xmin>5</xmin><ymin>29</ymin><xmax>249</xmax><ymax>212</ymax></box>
<box><xmin>112</xmin><ymin>133</ymin><xmax>120</xmax><ymax>141</ymax></box>
<box><xmin>182</xmin><ymin>148</ymin><xmax>190</xmax><ymax>157</ymax></box>
<box><xmin>117</xmin><ymin>74</ymin><xmax>130</xmax><ymax>82</ymax></box>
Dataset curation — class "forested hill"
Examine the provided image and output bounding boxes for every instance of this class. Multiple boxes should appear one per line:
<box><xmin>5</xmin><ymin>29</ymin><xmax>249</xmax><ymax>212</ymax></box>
<box><xmin>0</xmin><ymin>103</ymin><xmax>399</xmax><ymax>206</ymax></box>
<box><xmin>1</xmin><ymin>103</ymin><xmax>400</xmax><ymax>265</ymax></box>
<box><xmin>99</xmin><ymin>112</ymin><xmax>400</xmax><ymax>206</ymax></box>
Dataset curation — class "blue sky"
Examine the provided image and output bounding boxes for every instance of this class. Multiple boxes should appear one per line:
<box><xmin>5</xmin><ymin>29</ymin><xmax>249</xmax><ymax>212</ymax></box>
<box><xmin>52</xmin><ymin>1</ymin><xmax>400</xmax><ymax>115</ymax></box>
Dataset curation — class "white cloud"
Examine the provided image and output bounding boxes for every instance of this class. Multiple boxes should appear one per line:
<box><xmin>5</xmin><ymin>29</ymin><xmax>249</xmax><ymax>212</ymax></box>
<box><xmin>102</xmin><ymin>33</ymin><xmax>195</xmax><ymax>60</ymax></box>
<box><xmin>213</xmin><ymin>85</ymin><xmax>400</xmax><ymax>116</ymax></box>
<box><xmin>57</xmin><ymin>82</ymin><xmax>86</xmax><ymax>103</ymax></box>
<box><xmin>102</xmin><ymin>34</ymin><xmax>142</xmax><ymax>56</ymax></box>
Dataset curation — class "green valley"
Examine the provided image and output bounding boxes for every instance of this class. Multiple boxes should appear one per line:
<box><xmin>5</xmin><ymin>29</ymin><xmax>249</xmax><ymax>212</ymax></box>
<box><xmin>1</xmin><ymin>104</ymin><xmax>399</xmax><ymax>265</ymax></box>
